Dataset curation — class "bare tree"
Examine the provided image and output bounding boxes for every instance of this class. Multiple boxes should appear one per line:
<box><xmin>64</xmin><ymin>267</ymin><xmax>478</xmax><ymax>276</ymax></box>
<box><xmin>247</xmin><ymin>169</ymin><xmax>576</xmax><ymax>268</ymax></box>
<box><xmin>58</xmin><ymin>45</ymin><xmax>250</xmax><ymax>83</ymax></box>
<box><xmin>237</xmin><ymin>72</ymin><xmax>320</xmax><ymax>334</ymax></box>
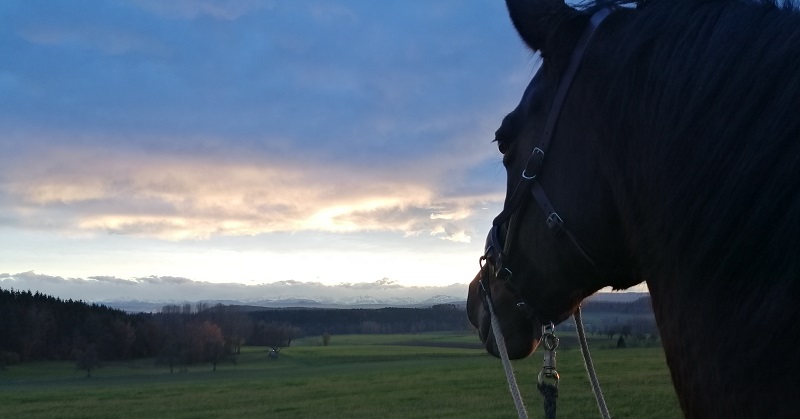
<box><xmin>156</xmin><ymin>339</ymin><xmax>183</xmax><ymax>373</ymax></box>
<box><xmin>74</xmin><ymin>344</ymin><xmax>101</xmax><ymax>378</ymax></box>
<box><xmin>253</xmin><ymin>322</ymin><xmax>300</xmax><ymax>358</ymax></box>
<box><xmin>185</xmin><ymin>320</ymin><xmax>226</xmax><ymax>370</ymax></box>
<box><xmin>161</xmin><ymin>304</ymin><xmax>182</xmax><ymax>314</ymax></box>
<box><xmin>208</xmin><ymin>305</ymin><xmax>253</xmax><ymax>355</ymax></box>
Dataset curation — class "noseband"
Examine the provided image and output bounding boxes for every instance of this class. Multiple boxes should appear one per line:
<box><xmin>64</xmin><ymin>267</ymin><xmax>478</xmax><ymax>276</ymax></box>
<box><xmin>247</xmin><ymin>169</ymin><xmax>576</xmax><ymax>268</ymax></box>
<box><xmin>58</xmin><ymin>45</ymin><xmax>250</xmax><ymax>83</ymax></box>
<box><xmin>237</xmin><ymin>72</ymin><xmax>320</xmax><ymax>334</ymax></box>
<box><xmin>481</xmin><ymin>8</ymin><xmax>611</xmax><ymax>324</ymax></box>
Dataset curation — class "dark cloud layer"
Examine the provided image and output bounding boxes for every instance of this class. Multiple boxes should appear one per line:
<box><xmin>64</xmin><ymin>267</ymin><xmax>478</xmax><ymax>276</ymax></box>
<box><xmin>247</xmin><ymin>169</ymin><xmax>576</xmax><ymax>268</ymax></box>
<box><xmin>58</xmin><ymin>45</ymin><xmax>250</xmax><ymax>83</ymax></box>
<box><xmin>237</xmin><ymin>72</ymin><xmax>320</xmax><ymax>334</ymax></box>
<box><xmin>0</xmin><ymin>271</ymin><xmax>467</xmax><ymax>306</ymax></box>
<box><xmin>1</xmin><ymin>0</ymin><xmax>526</xmax><ymax>161</ymax></box>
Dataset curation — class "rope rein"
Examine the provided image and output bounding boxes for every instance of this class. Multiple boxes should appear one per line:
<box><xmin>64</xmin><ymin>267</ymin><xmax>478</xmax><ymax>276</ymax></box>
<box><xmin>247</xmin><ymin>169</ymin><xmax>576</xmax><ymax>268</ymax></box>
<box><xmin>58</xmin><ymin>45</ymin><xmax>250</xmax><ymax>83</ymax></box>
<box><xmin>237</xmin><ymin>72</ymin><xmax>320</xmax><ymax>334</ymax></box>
<box><xmin>486</xmin><ymin>300</ymin><xmax>611</xmax><ymax>419</ymax></box>
<box><xmin>485</xmin><ymin>293</ymin><xmax>529</xmax><ymax>419</ymax></box>
<box><xmin>575</xmin><ymin>306</ymin><xmax>611</xmax><ymax>419</ymax></box>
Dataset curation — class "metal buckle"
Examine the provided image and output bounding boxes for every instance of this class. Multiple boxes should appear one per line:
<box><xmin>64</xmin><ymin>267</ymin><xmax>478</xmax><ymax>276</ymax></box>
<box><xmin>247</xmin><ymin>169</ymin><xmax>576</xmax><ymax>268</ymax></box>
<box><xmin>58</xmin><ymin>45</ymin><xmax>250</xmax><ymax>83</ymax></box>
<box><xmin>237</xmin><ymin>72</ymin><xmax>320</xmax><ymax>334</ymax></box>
<box><xmin>546</xmin><ymin>212</ymin><xmax>564</xmax><ymax>231</ymax></box>
<box><xmin>522</xmin><ymin>147</ymin><xmax>545</xmax><ymax>180</ymax></box>
<box><xmin>497</xmin><ymin>267</ymin><xmax>512</xmax><ymax>282</ymax></box>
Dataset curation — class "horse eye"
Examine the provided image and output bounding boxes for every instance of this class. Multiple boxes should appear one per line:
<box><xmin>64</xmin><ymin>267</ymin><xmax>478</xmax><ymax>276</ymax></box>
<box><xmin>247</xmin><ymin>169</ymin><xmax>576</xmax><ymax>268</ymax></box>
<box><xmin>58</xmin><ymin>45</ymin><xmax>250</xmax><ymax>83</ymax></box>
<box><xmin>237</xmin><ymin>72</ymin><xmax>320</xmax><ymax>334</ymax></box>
<box><xmin>497</xmin><ymin>140</ymin><xmax>508</xmax><ymax>155</ymax></box>
<box><xmin>495</xmin><ymin>110</ymin><xmax>518</xmax><ymax>156</ymax></box>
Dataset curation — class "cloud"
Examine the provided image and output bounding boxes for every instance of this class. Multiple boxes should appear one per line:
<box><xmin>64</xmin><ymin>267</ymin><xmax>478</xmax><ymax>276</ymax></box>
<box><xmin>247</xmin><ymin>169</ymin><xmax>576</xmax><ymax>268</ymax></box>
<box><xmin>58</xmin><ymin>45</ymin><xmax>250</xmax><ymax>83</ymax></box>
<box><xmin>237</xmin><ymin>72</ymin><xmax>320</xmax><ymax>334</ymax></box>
<box><xmin>3</xmin><ymin>271</ymin><xmax>71</xmax><ymax>284</ymax></box>
<box><xmin>430</xmin><ymin>208</ymin><xmax>471</xmax><ymax>221</ymax></box>
<box><xmin>1</xmin><ymin>143</ymin><xmax>502</xmax><ymax>241</ymax></box>
<box><xmin>87</xmin><ymin>275</ymin><xmax>138</xmax><ymax>285</ymax></box>
<box><xmin>18</xmin><ymin>24</ymin><xmax>168</xmax><ymax>56</ymax></box>
<box><xmin>309</xmin><ymin>3</ymin><xmax>357</xmax><ymax>24</ymax></box>
<box><xmin>0</xmin><ymin>0</ymin><xmax>525</xmax><ymax>293</ymax></box>
<box><xmin>2</xmin><ymin>0</ymin><xmax>522</xmax><ymax>207</ymax></box>
<box><xmin>433</xmin><ymin>228</ymin><xmax>472</xmax><ymax>244</ymax></box>
<box><xmin>137</xmin><ymin>275</ymin><xmax>195</xmax><ymax>285</ymax></box>
<box><xmin>129</xmin><ymin>0</ymin><xmax>270</xmax><ymax>20</ymax></box>
<box><xmin>0</xmin><ymin>271</ymin><xmax>468</xmax><ymax>306</ymax></box>
<box><xmin>337</xmin><ymin>277</ymin><xmax>403</xmax><ymax>290</ymax></box>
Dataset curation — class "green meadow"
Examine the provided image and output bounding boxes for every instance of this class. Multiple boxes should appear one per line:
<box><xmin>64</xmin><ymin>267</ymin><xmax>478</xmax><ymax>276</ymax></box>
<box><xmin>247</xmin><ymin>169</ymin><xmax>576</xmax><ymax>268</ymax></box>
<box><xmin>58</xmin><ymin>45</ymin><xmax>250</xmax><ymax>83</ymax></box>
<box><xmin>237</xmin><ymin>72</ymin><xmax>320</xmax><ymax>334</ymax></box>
<box><xmin>0</xmin><ymin>333</ymin><xmax>681</xmax><ymax>418</ymax></box>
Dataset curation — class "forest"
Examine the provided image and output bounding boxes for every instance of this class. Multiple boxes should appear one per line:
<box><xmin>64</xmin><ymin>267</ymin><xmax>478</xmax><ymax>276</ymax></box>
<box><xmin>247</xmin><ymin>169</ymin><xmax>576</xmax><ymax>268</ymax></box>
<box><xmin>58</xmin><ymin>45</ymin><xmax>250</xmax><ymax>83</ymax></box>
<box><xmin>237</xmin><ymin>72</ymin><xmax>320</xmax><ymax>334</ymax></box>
<box><xmin>0</xmin><ymin>287</ymin><xmax>657</xmax><ymax>372</ymax></box>
<box><xmin>0</xmin><ymin>288</ymin><xmax>468</xmax><ymax>371</ymax></box>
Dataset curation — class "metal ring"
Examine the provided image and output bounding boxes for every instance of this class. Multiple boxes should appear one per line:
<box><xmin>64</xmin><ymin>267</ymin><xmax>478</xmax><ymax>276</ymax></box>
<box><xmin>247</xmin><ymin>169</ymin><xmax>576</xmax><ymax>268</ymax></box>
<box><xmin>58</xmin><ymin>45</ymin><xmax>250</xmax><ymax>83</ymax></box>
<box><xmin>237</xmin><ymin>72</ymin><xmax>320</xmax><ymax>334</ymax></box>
<box><xmin>538</xmin><ymin>369</ymin><xmax>560</xmax><ymax>386</ymax></box>
<box><xmin>542</xmin><ymin>333</ymin><xmax>559</xmax><ymax>351</ymax></box>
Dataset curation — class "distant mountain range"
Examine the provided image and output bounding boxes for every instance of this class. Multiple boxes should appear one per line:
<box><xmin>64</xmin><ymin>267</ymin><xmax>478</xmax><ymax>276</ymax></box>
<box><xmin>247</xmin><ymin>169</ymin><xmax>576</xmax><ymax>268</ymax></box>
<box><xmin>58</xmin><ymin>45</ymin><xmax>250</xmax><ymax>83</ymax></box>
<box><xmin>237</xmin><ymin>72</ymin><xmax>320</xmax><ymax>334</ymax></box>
<box><xmin>586</xmin><ymin>291</ymin><xmax>649</xmax><ymax>303</ymax></box>
<box><xmin>102</xmin><ymin>291</ymin><xmax>649</xmax><ymax>313</ymax></box>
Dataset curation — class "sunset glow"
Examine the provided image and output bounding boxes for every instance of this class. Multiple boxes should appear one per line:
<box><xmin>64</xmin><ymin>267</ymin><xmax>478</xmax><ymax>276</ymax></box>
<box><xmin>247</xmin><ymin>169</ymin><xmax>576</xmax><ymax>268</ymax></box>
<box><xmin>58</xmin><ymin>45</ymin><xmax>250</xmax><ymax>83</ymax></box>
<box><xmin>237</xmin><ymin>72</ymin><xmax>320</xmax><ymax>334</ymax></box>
<box><xmin>1</xmin><ymin>0</ymin><xmax>538</xmax><ymax>302</ymax></box>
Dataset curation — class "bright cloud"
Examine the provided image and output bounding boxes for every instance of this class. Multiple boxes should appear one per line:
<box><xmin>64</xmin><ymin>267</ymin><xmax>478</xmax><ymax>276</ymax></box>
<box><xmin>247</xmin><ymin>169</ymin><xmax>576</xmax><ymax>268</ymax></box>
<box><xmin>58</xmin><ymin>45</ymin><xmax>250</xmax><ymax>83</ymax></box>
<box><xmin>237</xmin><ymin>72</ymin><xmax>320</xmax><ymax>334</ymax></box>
<box><xmin>2</xmin><ymin>145</ymin><xmax>500</xmax><ymax>241</ymax></box>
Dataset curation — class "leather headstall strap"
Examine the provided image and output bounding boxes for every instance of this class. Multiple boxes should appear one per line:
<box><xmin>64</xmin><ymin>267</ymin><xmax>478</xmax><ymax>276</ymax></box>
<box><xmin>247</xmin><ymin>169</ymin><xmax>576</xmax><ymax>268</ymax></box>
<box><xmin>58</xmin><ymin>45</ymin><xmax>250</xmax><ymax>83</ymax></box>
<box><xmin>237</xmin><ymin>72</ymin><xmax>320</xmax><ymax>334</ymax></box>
<box><xmin>485</xmin><ymin>8</ymin><xmax>611</xmax><ymax>289</ymax></box>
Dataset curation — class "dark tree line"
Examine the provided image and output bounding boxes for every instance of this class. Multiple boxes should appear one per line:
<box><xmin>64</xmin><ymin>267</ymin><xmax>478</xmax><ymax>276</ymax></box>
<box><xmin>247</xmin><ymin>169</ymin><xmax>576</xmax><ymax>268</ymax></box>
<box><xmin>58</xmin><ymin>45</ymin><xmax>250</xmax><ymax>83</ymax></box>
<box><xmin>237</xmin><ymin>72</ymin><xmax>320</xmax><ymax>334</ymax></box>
<box><xmin>0</xmin><ymin>289</ymin><xmax>254</xmax><ymax>371</ymax></box>
<box><xmin>0</xmin><ymin>288</ymin><xmax>471</xmax><ymax>369</ymax></box>
<box><xmin>581</xmin><ymin>296</ymin><xmax>654</xmax><ymax>314</ymax></box>
<box><xmin>247</xmin><ymin>304</ymin><xmax>470</xmax><ymax>336</ymax></box>
<box><xmin>2</xmin><ymin>287</ymin><xmax>659</xmax><ymax>370</ymax></box>
<box><xmin>0</xmin><ymin>288</ymin><xmax>152</xmax><ymax>364</ymax></box>
<box><xmin>579</xmin><ymin>297</ymin><xmax>662</xmax><ymax>346</ymax></box>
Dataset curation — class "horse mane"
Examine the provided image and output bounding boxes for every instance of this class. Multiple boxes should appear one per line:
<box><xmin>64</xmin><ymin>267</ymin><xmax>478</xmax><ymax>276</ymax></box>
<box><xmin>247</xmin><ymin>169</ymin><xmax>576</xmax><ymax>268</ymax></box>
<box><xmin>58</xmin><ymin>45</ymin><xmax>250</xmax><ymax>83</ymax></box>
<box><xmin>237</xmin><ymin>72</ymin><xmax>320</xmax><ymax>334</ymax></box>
<box><xmin>567</xmin><ymin>2</ymin><xmax>800</xmax><ymax>412</ymax></box>
<box><xmin>580</xmin><ymin>0</ymin><xmax>797</xmax><ymax>12</ymax></box>
<box><xmin>580</xmin><ymin>0</ymin><xmax>800</xmax><ymax>314</ymax></box>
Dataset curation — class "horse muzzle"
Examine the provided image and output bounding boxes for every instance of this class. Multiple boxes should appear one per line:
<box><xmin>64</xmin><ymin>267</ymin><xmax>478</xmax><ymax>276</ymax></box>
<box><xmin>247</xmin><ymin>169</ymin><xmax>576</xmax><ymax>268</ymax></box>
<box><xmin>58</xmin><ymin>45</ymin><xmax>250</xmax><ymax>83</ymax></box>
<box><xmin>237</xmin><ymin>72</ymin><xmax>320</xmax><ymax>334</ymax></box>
<box><xmin>468</xmin><ymin>270</ymin><xmax>540</xmax><ymax>360</ymax></box>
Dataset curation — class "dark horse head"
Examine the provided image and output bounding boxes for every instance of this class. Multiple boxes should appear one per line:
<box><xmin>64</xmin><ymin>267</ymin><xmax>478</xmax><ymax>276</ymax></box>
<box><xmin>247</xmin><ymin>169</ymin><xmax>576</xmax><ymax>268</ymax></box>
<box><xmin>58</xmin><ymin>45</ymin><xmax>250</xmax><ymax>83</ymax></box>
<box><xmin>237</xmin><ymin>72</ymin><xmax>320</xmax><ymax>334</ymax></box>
<box><xmin>468</xmin><ymin>0</ymin><xmax>800</xmax><ymax>416</ymax></box>
<box><xmin>468</xmin><ymin>0</ymin><xmax>641</xmax><ymax>360</ymax></box>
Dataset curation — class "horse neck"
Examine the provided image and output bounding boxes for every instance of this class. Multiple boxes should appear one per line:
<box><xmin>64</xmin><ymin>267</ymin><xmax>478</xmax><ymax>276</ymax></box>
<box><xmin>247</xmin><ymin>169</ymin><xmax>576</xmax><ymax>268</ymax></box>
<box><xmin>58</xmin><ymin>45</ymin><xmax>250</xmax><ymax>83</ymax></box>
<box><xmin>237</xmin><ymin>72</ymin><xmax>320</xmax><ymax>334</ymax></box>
<box><xmin>583</xmin><ymin>3</ymin><xmax>800</xmax><ymax>415</ymax></box>
<box><xmin>605</xmin><ymin>117</ymin><xmax>800</xmax><ymax>417</ymax></box>
<box><xmin>606</xmin><ymin>117</ymin><xmax>800</xmax><ymax>415</ymax></box>
<box><xmin>644</xmin><ymin>267</ymin><xmax>800</xmax><ymax>417</ymax></box>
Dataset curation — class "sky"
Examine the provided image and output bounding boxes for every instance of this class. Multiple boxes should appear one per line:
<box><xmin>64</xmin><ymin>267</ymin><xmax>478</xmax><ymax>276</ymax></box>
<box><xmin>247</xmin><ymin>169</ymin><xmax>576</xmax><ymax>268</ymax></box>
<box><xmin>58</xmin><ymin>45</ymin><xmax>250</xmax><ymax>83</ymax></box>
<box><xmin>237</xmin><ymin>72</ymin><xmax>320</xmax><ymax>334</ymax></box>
<box><xmin>0</xmin><ymin>0</ymin><xmax>626</xmax><ymax>304</ymax></box>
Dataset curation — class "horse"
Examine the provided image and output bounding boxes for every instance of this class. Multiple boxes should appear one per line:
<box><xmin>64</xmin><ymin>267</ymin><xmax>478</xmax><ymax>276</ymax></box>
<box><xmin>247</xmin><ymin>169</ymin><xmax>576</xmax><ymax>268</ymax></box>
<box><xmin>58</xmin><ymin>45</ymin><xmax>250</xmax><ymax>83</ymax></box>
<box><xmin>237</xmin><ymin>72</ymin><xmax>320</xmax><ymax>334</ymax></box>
<box><xmin>466</xmin><ymin>0</ymin><xmax>800</xmax><ymax>417</ymax></box>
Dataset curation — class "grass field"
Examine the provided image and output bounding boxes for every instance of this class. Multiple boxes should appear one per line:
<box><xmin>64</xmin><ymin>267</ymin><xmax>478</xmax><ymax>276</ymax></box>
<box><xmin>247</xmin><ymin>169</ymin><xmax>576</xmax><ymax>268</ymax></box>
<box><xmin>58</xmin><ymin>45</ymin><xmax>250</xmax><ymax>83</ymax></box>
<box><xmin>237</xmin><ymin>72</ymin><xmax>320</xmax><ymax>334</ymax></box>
<box><xmin>0</xmin><ymin>332</ymin><xmax>681</xmax><ymax>418</ymax></box>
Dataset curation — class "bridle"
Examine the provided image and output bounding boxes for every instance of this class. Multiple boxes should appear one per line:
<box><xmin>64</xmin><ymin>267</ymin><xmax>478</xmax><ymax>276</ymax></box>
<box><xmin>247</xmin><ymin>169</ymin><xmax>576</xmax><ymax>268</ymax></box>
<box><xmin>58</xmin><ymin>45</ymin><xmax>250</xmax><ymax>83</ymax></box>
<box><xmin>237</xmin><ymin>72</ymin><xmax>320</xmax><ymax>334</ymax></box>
<box><xmin>480</xmin><ymin>7</ymin><xmax>611</xmax><ymax>325</ymax></box>
<box><xmin>478</xmin><ymin>8</ymin><xmax>613</xmax><ymax>419</ymax></box>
